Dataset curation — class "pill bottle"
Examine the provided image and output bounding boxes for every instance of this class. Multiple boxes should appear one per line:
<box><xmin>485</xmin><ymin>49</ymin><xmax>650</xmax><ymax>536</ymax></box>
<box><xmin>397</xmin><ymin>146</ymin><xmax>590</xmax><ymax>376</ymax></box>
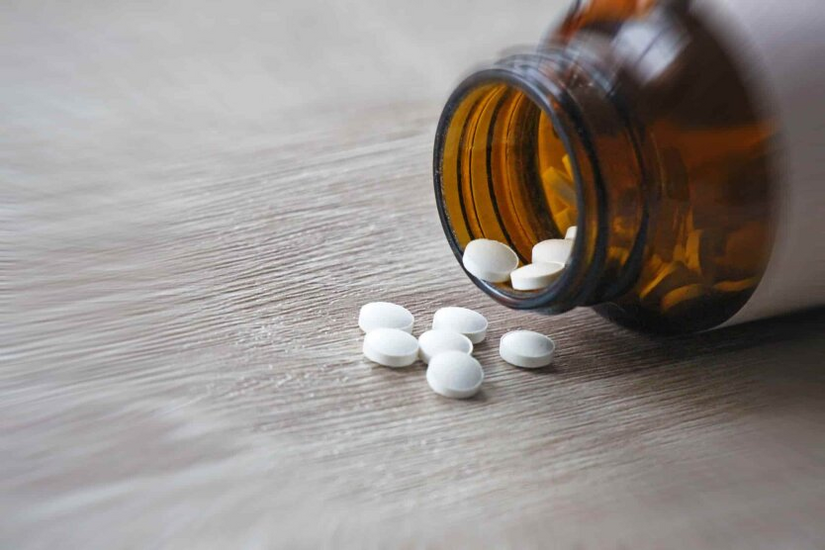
<box><xmin>433</xmin><ymin>0</ymin><xmax>825</xmax><ymax>333</ymax></box>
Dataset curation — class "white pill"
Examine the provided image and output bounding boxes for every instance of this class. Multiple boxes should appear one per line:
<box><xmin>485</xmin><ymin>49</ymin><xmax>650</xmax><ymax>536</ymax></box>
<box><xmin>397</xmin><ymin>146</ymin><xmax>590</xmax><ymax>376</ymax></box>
<box><xmin>418</xmin><ymin>329</ymin><xmax>473</xmax><ymax>364</ymax></box>
<box><xmin>565</xmin><ymin>226</ymin><xmax>577</xmax><ymax>240</ymax></box>
<box><xmin>509</xmin><ymin>262</ymin><xmax>565</xmax><ymax>291</ymax></box>
<box><xmin>432</xmin><ymin>306</ymin><xmax>488</xmax><ymax>344</ymax></box>
<box><xmin>426</xmin><ymin>351</ymin><xmax>484</xmax><ymax>399</ymax></box>
<box><xmin>532</xmin><ymin>238</ymin><xmax>573</xmax><ymax>265</ymax></box>
<box><xmin>362</xmin><ymin>328</ymin><xmax>419</xmax><ymax>367</ymax></box>
<box><xmin>358</xmin><ymin>302</ymin><xmax>414</xmax><ymax>333</ymax></box>
<box><xmin>462</xmin><ymin>239</ymin><xmax>519</xmax><ymax>283</ymax></box>
<box><xmin>499</xmin><ymin>330</ymin><xmax>556</xmax><ymax>369</ymax></box>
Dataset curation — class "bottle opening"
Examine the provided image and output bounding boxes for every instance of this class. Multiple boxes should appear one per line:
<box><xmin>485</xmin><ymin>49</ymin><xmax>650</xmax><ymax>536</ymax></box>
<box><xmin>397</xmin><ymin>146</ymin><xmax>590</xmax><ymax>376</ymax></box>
<box><xmin>437</xmin><ymin>80</ymin><xmax>579</xmax><ymax>260</ymax></box>
<box><xmin>434</xmin><ymin>70</ymin><xmax>598</xmax><ymax>311</ymax></box>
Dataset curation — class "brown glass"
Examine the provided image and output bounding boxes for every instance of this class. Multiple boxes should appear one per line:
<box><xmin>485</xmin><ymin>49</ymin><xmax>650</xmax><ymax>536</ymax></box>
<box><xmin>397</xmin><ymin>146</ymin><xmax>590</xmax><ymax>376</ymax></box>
<box><xmin>433</xmin><ymin>0</ymin><xmax>775</xmax><ymax>333</ymax></box>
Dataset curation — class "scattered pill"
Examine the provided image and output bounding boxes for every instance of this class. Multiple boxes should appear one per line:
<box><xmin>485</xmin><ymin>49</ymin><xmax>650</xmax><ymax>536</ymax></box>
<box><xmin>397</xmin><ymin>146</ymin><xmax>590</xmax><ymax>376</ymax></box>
<box><xmin>432</xmin><ymin>306</ymin><xmax>488</xmax><ymax>344</ymax></box>
<box><xmin>565</xmin><ymin>226</ymin><xmax>577</xmax><ymax>240</ymax></box>
<box><xmin>358</xmin><ymin>301</ymin><xmax>414</xmax><ymax>334</ymax></box>
<box><xmin>462</xmin><ymin>239</ymin><xmax>519</xmax><ymax>283</ymax></box>
<box><xmin>418</xmin><ymin>329</ymin><xmax>473</xmax><ymax>364</ymax></box>
<box><xmin>532</xmin><ymin>238</ymin><xmax>573</xmax><ymax>265</ymax></box>
<box><xmin>362</xmin><ymin>328</ymin><xmax>419</xmax><ymax>367</ymax></box>
<box><xmin>510</xmin><ymin>262</ymin><xmax>565</xmax><ymax>290</ymax></box>
<box><xmin>426</xmin><ymin>351</ymin><xmax>484</xmax><ymax>399</ymax></box>
<box><xmin>499</xmin><ymin>330</ymin><xmax>556</xmax><ymax>369</ymax></box>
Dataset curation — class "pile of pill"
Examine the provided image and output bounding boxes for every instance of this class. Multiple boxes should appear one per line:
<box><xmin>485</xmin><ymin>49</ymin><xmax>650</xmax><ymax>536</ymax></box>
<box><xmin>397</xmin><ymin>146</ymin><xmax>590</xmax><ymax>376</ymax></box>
<box><xmin>463</xmin><ymin>226</ymin><xmax>577</xmax><ymax>290</ymax></box>
<box><xmin>359</xmin><ymin>302</ymin><xmax>556</xmax><ymax>399</ymax></box>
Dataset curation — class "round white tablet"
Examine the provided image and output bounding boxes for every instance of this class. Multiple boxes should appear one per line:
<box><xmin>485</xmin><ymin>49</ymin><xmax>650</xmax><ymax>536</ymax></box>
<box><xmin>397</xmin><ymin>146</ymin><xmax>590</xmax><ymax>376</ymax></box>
<box><xmin>418</xmin><ymin>329</ymin><xmax>473</xmax><ymax>364</ymax></box>
<box><xmin>426</xmin><ymin>351</ymin><xmax>484</xmax><ymax>399</ymax></box>
<box><xmin>532</xmin><ymin>238</ymin><xmax>573</xmax><ymax>265</ymax></box>
<box><xmin>499</xmin><ymin>330</ymin><xmax>556</xmax><ymax>369</ymax></box>
<box><xmin>462</xmin><ymin>239</ymin><xmax>519</xmax><ymax>283</ymax></box>
<box><xmin>510</xmin><ymin>262</ymin><xmax>565</xmax><ymax>291</ymax></box>
<box><xmin>431</xmin><ymin>306</ymin><xmax>488</xmax><ymax>344</ymax></box>
<box><xmin>565</xmin><ymin>226</ymin><xmax>577</xmax><ymax>240</ymax></box>
<box><xmin>362</xmin><ymin>328</ymin><xmax>419</xmax><ymax>367</ymax></box>
<box><xmin>358</xmin><ymin>302</ymin><xmax>414</xmax><ymax>333</ymax></box>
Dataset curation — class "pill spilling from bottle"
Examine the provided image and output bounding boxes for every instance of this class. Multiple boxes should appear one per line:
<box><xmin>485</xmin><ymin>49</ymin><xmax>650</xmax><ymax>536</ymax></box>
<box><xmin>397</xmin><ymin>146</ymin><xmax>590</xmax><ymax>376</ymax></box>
<box><xmin>461</xmin><ymin>239</ymin><xmax>519</xmax><ymax>283</ymax></box>
<box><xmin>461</xmin><ymin>227</ymin><xmax>576</xmax><ymax>290</ymax></box>
<box><xmin>358</xmin><ymin>301</ymin><xmax>557</xmax><ymax>399</ymax></box>
<box><xmin>510</xmin><ymin>262</ymin><xmax>565</xmax><ymax>291</ymax></box>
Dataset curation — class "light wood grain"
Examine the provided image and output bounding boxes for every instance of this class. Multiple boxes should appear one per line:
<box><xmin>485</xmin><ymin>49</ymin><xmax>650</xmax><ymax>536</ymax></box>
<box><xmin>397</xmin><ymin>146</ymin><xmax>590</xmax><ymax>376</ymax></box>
<box><xmin>2</xmin><ymin>1</ymin><xmax>824</xmax><ymax>548</ymax></box>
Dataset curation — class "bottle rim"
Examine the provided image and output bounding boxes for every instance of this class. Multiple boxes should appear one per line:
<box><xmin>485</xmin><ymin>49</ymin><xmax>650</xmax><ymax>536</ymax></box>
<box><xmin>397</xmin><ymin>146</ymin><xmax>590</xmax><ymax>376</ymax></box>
<box><xmin>433</xmin><ymin>52</ymin><xmax>612</xmax><ymax>312</ymax></box>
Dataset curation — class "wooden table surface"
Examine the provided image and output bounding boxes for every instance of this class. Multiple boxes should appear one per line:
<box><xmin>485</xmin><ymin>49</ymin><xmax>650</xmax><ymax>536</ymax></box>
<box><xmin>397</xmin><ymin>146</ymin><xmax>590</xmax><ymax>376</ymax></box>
<box><xmin>3</xmin><ymin>1</ymin><xmax>824</xmax><ymax>548</ymax></box>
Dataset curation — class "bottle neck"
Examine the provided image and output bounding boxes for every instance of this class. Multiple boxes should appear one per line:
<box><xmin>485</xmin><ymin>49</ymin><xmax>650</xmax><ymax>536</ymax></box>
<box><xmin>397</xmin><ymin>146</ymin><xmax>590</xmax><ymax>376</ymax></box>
<box><xmin>434</xmin><ymin>49</ymin><xmax>648</xmax><ymax>313</ymax></box>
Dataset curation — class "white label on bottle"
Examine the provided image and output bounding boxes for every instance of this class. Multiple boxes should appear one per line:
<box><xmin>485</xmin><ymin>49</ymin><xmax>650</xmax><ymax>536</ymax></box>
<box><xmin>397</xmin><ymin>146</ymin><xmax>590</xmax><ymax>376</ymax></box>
<box><xmin>693</xmin><ymin>0</ymin><xmax>825</xmax><ymax>326</ymax></box>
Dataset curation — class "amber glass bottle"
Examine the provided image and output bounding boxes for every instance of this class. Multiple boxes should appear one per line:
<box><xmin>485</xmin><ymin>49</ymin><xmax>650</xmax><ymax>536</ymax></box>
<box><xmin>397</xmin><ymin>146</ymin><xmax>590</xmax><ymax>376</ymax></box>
<box><xmin>433</xmin><ymin>0</ymin><xmax>825</xmax><ymax>333</ymax></box>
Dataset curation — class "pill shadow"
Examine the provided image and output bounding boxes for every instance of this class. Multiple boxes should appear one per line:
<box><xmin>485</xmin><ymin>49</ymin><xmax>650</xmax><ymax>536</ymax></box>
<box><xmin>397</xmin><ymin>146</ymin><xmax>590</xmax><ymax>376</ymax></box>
<box><xmin>507</xmin><ymin>364</ymin><xmax>559</xmax><ymax>376</ymax></box>
<box><xmin>467</xmin><ymin>389</ymin><xmax>489</xmax><ymax>403</ymax></box>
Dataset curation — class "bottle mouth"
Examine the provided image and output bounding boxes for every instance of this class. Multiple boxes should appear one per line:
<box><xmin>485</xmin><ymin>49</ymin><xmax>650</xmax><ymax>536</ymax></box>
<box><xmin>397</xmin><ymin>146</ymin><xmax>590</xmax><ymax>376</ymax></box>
<box><xmin>434</xmin><ymin>59</ymin><xmax>607</xmax><ymax>312</ymax></box>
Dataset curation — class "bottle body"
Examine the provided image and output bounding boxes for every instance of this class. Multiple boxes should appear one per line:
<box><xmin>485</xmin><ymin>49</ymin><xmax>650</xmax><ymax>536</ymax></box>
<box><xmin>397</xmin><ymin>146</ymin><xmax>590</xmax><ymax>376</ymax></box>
<box><xmin>433</xmin><ymin>0</ymin><xmax>825</xmax><ymax>333</ymax></box>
